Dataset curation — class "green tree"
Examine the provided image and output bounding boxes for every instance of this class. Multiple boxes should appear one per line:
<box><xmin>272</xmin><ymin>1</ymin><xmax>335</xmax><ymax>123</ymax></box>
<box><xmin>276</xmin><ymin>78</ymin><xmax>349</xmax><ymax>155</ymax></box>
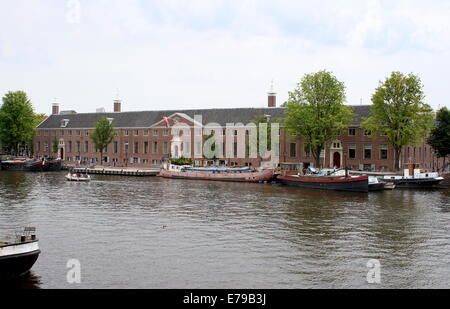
<box><xmin>52</xmin><ymin>137</ymin><xmax>59</xmax><ymax>154</ymax></box>
<box><xmin>284</xmin><ymin>70</ymin><xmax>354</xmax><ymax>168</ymax></box>
<box><xmin>362</xmin><ymin>72</ymin><xmax>434</xmax><ymax>171</ymax></box>
<box><xmin>90</xmin><ymin>117</ymin><xmax>117</xmax><ymax>165</ymax></box>
<box><xmin>34</xmin><ymin>113</ymin><xmax>47</xmax><ymax>127</ymax></box>
<box><xmin>0</xmin><ymin>91</ymin><xmax>37</xmax><ymax>154</ymax></box>
<box><xmin>427</xmin><ymin>107</ymin><xmax>450</xmax><ymax>170</ymax></box>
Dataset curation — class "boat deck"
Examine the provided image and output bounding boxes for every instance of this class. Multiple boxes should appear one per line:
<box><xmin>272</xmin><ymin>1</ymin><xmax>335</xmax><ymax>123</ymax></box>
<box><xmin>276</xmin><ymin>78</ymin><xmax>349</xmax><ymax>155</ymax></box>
<box><xmin>72</xmin><ymin>167</ymin><xmax>160</xmax><ymax>177</ymax></box>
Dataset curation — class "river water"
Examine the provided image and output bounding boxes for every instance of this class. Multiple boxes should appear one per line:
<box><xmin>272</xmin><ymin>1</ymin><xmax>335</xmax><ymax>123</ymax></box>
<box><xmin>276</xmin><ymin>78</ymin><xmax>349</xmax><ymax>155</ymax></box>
<box><xmin>0</xmin><ymin>171</ymin><xmax>449</xmax><ymax>289</ymax></box>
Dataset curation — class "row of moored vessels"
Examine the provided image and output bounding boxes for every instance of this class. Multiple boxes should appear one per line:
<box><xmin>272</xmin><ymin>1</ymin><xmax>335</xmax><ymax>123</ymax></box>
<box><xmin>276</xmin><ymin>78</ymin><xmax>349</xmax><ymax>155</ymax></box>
<box><xmin>0</xmin><ymin>158</ymin><xmax>62</xmax><ymax>172</ymax></box>
<box><xmin>159</xmin><ymin>163</ymin><xmax>444</xmax><ymax>193</ymax></box>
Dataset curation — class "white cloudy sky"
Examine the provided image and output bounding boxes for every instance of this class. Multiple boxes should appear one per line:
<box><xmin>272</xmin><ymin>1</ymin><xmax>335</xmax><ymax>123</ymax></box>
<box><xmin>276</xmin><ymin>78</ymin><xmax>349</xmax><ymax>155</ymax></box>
<box><xmin>1</xmin><ymin>0</ymin><xmax>450</xmax><ymax>114</ymax></box>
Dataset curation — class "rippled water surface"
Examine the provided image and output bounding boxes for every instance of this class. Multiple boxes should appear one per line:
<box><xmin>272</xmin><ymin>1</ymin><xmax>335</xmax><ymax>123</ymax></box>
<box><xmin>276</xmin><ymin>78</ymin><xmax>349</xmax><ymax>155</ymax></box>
<box><xmin>1</xmin><ymin>171</ymin><xmax>449</xmax><ymax>288</ymax></box>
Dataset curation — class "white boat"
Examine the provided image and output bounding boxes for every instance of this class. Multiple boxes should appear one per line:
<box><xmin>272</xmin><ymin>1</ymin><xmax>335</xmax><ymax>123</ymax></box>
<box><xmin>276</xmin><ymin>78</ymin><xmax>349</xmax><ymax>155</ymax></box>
<box><xmin>382</xmin><ymin>169</ymin><xmax>444</xmax><ymax>188</ymax></box>
<box><xmin>66</xmin><ymin>172</ymin><xmax>91</xmax><ymax>182</ymax></box>
<box><xmin>0</xmin><ymin>228</ymin><xmax>41</xmax><ymax>278</ymax></box>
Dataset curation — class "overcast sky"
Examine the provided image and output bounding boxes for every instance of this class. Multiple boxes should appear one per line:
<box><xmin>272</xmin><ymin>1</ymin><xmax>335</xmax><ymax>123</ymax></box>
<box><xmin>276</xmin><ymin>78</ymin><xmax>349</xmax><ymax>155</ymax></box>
<box><xmin>1</xmin><ymin>0</ymin><xmax>449</xmax><ymax>115</ymax></box>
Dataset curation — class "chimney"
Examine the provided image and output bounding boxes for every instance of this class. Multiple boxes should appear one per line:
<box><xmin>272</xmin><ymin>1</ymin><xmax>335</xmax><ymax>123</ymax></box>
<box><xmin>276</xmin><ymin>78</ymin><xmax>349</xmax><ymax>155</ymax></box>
<box><xmin>114</xmin><ymin>99</ymin><xmax>122</xmax><ymax>113</ymax></box>
<box><xmin>267</xmin><ymin>80</ymin><xmax>276</xmax><ymax>108</ymax></box>
<box><xmin>268</xmin><ymin>92</ymin><xmax>276</xmax><ymax>108</ymax></box>
<box><xmin>52</xmin><ymin>103</ymin><xmax>60</xmax><ymax>115</ymax></box>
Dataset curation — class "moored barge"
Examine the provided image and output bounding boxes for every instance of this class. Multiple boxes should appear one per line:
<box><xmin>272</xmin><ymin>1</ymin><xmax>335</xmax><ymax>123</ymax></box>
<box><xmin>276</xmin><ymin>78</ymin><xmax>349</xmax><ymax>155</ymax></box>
<box><xmin>382</xmin><ymin>169</ymin><xmax>444</xmax><ymax>188</ymax></box>
<box><xmin>159</xmin><ymin>163</ymin><xmax>274</xmax><ymax>183</ymax></box>
<box><xmin>0</xmin><ymin>158</ymin><xmax>62</xmax><ymax>172</ymax></box>
<box><xmin>278</xmin><ymin>169</ymin><xmax>369</xmax><ymax>192</ymax></box>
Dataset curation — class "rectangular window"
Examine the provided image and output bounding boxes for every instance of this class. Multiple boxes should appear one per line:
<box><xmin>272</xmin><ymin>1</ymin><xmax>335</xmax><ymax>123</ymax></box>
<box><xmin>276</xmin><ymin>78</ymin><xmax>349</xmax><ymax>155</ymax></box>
<box><xmin>84</xmin><ymin>141</ymin><xmax>89</xmax><ymax>153</ymax></box>
<box><xmin>44</xmin><ymin>142</ymin><xmax>49</xmax><ymax>152</ymax></box>
<box><xmin>183</xmin><ymin>142</ymin><xmax>191</xmax><ymax>156</ymax></box>
<box><xmin>380</xmin><ymin>145</ymin><xmax>388</xmax><ymax>160</ymax></box>
<box><xmin>124</xmin><ymin>142</ymin><xmax>129</xmax><ymax>153</ymax></box>
<box><xmin>364</xmin><ymin>130</ymin><xmax>372</xmax><ymax>136</ymax></box>
<box><xmin>36</xmin><ymin>142</ymin><xmax>40</xmax><ymax>152</ymax></box>
<box><xmin>195</xmin><ymin>142</ymin><xmax>202</xmax><ymax>156</ymax></box>
<box><xmin>163</xmin><ymin>142</ymin><xmax>169</xmax><ymax>154</ymax></box>
<box><xmin>85</xmin><ymin>130</ymin><xmax>89</xmax><ymax>136</ymax></box>
<box><xmin>134</xmin><ymin>130</ymin><xmax>139</xmax><ymax>136</ymax></box>
<box><xmin>364</xmin><ymin>144</ymin><xmax>372</xmax><ymax>160</ymax></box>
<box><xmin>152</xmin><ymin>142</ymin><xmax>158</xmax><ymax>154</ymax></box>
<box><xmin>68</xmin><ymin>141</ymin><xmax>72</xmax><ymax>153</ymax></box>
<box><xmin>304</xmin><ymin>144</ymin><xmax>311</xmax><ymax>158</ymax></box>
<box><xmin>68</xmin><ymin>130</ymin><xmax>72</xmax><ymax>136</ymax></box>
<box><xmin>134</xmin><ymin>142</ymin><xmax>139</xmax><ymax>154</ymax></box>
<box><xmin>348</xmin><ymin>128</ymin><xmax>356</xmax><ymax>136</ymax></box>
<box><xmin>124</xmin><ymin>130</ymin><xmax>129</xmax><ymax>136</ymax></box>
<box><xmin>113</xmin><ymin>142</ymin><xmax>118</xmax><ymax>154</ymax></box>
<box><xmin>76</xmin><ymin>141</ymin><xmax>80</xmax><ymax>153</ymax></box>
<box><xmin>144</xmin><ymin>142</ymin><xmax>149</xmax><ymax>154</ymax></box>
<box><xmin>163</xmin><ymin>129</ymin><xmax>169</xmax><ymax>136</ymax></box>
<box><xmin>154</xmin><ymin>129</ymin><xmax>159</xmax><ymax>136</ymax></box>
<box><xmin>195</xmin><ymin>129</ymin><xmax>202</xmax><ymax>136</ymax></box>
<box><xmin>290</xmin><ymin>143</ymin><xmax>297</xmax><ymax>158</ymax></box>
<box><xmin>61</xmin><ymin>130</ymin><xmax>64</xmax><ymax>136</ymax></box>
<box><xmin>144</xmin><ymin>130</ymin><xmax>149</xmax><ymax>136</ymax></box>
<box><xmin>349</xmin><ymin>144</ymin><xmax>357</xmax><ymax>159</ymax></box>
<box><xmin>76</xmin><ymin>130</ymin><xmax>81</xmax><ymax>136</ymax></box>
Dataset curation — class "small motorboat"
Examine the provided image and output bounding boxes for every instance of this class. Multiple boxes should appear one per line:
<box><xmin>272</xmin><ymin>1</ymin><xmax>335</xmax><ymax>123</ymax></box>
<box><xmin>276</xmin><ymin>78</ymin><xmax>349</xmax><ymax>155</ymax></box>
<box><xmin>0</xmin><ymin>228</ymin><xmax>41</xmax><ymax>278</ymax></box>
<box><xmin>66</xmin><ymin>172</ymin><xmax>91</xmax><ymax>182</ymax></box>
<box><xmin>369</xmin><ymin>176</ymin><xmax>386</xmax><ymax>192</ymax></box>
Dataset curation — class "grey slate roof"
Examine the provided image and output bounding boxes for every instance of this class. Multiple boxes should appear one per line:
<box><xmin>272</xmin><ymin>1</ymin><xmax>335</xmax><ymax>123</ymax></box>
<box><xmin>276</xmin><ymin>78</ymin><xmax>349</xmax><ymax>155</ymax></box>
<box><xmin>37</xmin><ymin>105</ymin><xmax>371</xmax><ymax>129</ymax></box>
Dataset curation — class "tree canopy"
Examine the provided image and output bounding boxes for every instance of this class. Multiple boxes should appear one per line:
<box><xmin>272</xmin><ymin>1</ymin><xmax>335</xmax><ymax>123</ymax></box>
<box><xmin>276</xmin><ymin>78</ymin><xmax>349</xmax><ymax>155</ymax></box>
<box><xmin>427</xmin><ymin>107</ymin><xmax>450</xmax><ymax>168</ymax></box>
<box><xmin>0</xmin><ymin>91</ymin><xmax>39</xmax><ymax>154</ymax></box>
<box><xmin>362</xmin><ymin>72</ymin><xmax>434</xmax><ymax>171</ymax></box>
<box><xmin>284</xmin><ymin>70</ymin><xmax>354</xmax><ymax>168</ymax></box>
<box><xmin>90</xmin><ymin>117</ymin><xmax>117</xmax><ymax>165</ymax></box>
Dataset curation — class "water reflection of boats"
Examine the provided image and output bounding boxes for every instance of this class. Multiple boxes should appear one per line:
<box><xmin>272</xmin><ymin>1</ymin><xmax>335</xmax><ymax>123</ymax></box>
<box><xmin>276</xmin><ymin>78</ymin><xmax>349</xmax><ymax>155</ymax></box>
<box><xmin>278</xmin><ymin>168</ymin><xmax>369</xmax><ymax>193</ymax></box>
<box><xmin>0</xmin><ymin>228</ymin><xmax>41</xmax><ymax>279</ymax></box>
<box><xmin>0</xmin><ymin>271</ymin><xmax>42</xmax><ymax>289</ymax></box>
<box><xmin>159</xmin><ymin>163</ymin><xmax>274</xmax><ymax>183</ymax></box>
<box><xmin>0</xmin><ymin>158</ymin><xmax>62</xmax><ymax>172</ymax></box>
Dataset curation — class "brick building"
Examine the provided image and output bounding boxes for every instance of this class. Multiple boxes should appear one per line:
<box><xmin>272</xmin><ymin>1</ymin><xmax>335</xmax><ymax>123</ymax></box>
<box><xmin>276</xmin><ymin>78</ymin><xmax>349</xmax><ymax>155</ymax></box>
<box><xmin>34</xmin><ymin>94</ymin><xmax>445</xmax><ymax>172</ymax></box>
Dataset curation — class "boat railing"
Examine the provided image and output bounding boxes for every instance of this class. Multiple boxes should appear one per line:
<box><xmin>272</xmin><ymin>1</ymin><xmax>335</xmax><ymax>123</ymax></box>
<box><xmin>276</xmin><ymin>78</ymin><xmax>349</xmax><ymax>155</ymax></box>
<box><xmin>14</xmin><ymin>227</ymin><xmax>37</xmax><ymax>243</ymax></box>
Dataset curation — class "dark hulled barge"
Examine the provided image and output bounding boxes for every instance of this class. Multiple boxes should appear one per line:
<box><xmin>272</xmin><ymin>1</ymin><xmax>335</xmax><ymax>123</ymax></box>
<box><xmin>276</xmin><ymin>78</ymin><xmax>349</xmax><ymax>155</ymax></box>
<box><xmin>0</xmin><ymin>158</ymin><xmax>62</xmax><ymax>172</ymax></box>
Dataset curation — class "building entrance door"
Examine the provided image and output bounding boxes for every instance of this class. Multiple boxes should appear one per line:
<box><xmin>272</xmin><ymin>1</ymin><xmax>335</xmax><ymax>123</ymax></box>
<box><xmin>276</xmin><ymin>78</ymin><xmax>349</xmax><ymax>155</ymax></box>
<box><xmin>333</xmin><ymin>152</ymin><xmax>341</xmax><ymax>168</ymax></box>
